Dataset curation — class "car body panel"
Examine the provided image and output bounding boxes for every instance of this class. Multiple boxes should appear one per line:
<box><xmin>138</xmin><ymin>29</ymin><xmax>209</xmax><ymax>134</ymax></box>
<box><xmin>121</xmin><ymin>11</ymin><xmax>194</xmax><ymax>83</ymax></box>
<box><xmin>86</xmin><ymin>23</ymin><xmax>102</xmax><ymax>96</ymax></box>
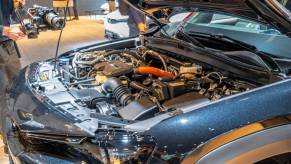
<box><xmin>7</xmin><ymin>59</ymin><xmax>291</xmax><ymax>162</ymax></box>
<box><xmin>3</xmin><ymin>1</ymin><xmax>291</xmax><ymax>163</ymax></box>
<box><xmin>182</xmin><ymin>116</ymin><xmax>291</xmax><ymax>163</ymax></box>
<box><xmin>4</xmin><ymin>35</ymin><xmax>291</xmax><ymax>162</ymax></box>
<box><xmin>7</xmin><ymin>67</ymin><xmax>92</xmax><ymax>137</ymax></box>
<box><xmin>6</xmin><ymin>38</ymin><xmax>138</xmax><ymax>136</ymax></box>
<box><xmin>143</xmin><ymin>78</ymin><xmax>291</xmax><ymax>155</ymax></box>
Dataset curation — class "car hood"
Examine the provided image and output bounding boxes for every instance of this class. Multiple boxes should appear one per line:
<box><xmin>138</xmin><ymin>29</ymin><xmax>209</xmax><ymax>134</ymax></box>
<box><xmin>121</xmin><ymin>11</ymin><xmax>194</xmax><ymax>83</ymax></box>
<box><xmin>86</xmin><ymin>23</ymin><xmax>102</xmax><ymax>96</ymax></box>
<box><xmin>130</xmin><ymin>0</ymin><xmax>291</xmax><ymax>36</ymax></box>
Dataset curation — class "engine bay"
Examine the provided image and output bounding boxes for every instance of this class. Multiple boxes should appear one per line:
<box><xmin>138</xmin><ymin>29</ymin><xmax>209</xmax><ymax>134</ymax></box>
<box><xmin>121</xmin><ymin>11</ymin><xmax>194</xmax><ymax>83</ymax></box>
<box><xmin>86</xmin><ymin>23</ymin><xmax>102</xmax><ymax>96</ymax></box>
<box><xmin>32</xmin><ymin>46</ymin><xmax>258</xmax><ymax>124</ymax></box>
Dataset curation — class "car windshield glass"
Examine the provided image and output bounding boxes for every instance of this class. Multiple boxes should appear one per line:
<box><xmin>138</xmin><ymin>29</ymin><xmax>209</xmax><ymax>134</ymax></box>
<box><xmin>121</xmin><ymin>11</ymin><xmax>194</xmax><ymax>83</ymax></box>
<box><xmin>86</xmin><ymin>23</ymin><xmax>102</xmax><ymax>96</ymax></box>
<box><xmin>185</xmin><ymin>11</ymin><xmax>282</xmax><ymax>35</ymax></box>
<box><xmin>171</xmin><ymin>0</ymin><xmax>291</xmax><ymax>59</ymax></box>
<box><xmin>180</xmin><ymin>0</ymin><xmax>291</xmax><ymax>35</ymax></box>
<box><xmin>184</xmin><ymin>0</ymin><xmax>291</xmax><ymax>35</ymax></box>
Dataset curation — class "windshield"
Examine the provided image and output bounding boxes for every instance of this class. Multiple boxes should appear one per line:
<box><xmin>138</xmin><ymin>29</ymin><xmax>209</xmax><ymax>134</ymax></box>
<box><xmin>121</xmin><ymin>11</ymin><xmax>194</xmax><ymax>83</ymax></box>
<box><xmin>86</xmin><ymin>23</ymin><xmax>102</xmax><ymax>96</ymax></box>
<box><xmin>185</xmin><ymin>11</ymin><xmax>281</xmax><ymax>35</ymax></box>
<box><xmin>164</xmin><ymin>0</ymin><xmax>291</xmax><ymax>59</ymax></box>
<box><xmin>181</xmin><ymin>0</ymin><xmax>291</xmax><ymax>35</ymax></box>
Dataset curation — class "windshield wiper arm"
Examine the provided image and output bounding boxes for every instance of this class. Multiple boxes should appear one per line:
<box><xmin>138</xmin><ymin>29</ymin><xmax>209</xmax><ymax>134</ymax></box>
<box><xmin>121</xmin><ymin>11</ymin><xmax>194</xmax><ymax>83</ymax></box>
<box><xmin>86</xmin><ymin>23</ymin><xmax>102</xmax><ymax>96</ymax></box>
<box><xmin>123</xmin><ymin>0</ymin><xmax>164</xmax><ymax>28</ymax></box>
<box><xmin>186</xmin><ymin>31</ymin><xmax>281</xmax><ymax>70</ymax></box>
<box><xmin>187</xmin><ymin>31</ymin><xmax>258</xmax><ymax>52</ymax></box>
<box><xmin>175</xmin><ymin>29</ymin><xmax>206</xmax><ymax>48</ymax></box>
<box><xmin>123</xmin><ymin>0</ymin><xmax>174</xmax><ymax>38</ymax></box>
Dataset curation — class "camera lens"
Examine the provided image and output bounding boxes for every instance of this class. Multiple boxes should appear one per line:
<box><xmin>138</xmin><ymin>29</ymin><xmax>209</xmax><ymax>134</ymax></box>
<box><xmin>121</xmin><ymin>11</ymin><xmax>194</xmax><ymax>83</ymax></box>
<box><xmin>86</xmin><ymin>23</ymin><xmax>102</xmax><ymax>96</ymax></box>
<box><xmin>45</xmin><ymin>13</ymin><xmax>65</xmax><ymax>30</ymax></box>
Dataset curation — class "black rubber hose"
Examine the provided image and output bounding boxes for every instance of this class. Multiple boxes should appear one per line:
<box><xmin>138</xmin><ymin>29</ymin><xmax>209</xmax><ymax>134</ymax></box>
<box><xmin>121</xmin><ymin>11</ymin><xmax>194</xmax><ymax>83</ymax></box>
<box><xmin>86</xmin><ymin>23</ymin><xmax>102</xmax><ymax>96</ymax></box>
<box><xmin>103</xmin><ymin>77</ymin><xmax>132</xmax><ymax>106</ymax></box>
<box><xmin>130</xmin><ymin>81</ymin><xmax>149</xmax><ymax>92</ymax></box>
<box><xmin>124</xmin><ymin>49</ymin><xmax>144</xmax><ymax>60</ymax></box>
<box><xmin>143</xmin><ymin>51</ymin><xmax>168</xmax><ymax>71</ymax></box>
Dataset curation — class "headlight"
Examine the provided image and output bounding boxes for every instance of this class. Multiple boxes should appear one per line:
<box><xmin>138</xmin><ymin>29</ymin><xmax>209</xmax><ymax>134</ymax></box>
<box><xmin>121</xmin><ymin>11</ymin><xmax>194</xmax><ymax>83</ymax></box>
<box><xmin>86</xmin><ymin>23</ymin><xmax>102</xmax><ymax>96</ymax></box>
<box><xmin>95</xmin><ymin>131</ymin><xmax>157</xmax><ymax>163</ymax></box>
<box><xmin>19</xmin><ymin>130</ymin><xmax>157</xmax><ymax>163</ymax></box>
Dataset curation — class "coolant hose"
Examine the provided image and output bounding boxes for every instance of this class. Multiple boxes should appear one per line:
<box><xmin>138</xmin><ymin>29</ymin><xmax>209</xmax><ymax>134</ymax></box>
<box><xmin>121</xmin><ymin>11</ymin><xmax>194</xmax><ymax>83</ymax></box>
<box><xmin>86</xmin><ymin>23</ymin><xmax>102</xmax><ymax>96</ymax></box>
<box><xmin>103</xmin><ymin>77</ymin><xmax>132</xmax><ymax>106</ymax></box>
<box><xmin>136</xmin><ymin>66</ymin><xmax>175</xmax><ymax>79</ymax></box>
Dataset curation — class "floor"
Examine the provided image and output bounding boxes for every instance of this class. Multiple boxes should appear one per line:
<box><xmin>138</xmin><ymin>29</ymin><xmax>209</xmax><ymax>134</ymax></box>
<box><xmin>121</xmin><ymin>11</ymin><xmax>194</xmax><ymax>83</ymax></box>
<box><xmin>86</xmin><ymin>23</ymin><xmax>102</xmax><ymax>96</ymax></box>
<box><xmin>0</xmin><ymin>17</ymin><xmax>105</xmax><ymax>163</ymax></box>
<box><xmin>18</xmin><ymin>17</ymin><xmax>105</xmax><ymax>67</ymax></box>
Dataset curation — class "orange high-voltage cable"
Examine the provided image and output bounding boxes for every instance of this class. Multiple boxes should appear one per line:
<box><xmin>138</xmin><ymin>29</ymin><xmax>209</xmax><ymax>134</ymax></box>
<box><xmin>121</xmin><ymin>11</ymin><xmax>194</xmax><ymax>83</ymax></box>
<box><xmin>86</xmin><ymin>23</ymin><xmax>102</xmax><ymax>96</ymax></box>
<box><xmin>136</xmin><ymin>66</ymin><xmax>175</xmax><ymax>79</ymax></box>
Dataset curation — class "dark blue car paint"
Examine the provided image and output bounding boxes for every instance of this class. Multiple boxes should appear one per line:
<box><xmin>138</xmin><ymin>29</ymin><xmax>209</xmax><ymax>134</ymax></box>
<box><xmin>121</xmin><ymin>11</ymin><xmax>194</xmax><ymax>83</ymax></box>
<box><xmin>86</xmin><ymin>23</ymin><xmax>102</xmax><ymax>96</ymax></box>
<box><xmin>145</xmin><ymin>78</ymin><xmax>291</xmax><ymax>155</ymax></box>
<box><xmin>4</xmin><ymin>15</ymin><xmax>291</xmax><ymax>163</ymax></box>
<box><xmin>7</xmin><ymin>59</ymin><xmax>291</xmax><ymax>161</ymax></box>
<box><xmin>7</xmin><ymin>38</ymin><xmax>138</xmax><ymax>136</ymax></box>
<box><xmin>7</xmin><ymin>67</ymin><xmax>90</xmax><ymax>136</ymax></box>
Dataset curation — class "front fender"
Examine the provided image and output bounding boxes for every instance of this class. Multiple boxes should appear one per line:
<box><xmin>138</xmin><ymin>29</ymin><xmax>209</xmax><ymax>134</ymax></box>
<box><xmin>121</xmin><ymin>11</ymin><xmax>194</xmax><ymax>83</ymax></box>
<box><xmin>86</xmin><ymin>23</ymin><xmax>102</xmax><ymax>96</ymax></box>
<box><xmin>144</xmin><ymin>79</ymin><xmax>291</xmax><ymax>155</ymax></box>
<box><xmin>182</xmin><ymin>114</ymin><xmax>291</xmax><ymax>163</ymax></box>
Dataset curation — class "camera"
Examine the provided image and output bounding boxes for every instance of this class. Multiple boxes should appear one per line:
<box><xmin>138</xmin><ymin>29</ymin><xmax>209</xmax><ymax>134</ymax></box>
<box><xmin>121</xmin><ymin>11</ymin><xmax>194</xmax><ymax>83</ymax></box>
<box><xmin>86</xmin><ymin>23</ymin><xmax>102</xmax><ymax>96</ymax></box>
<box><xmin>24</xmin><ymin>5</ymin><xmax>65</xmax><ymax>39</ymax></box>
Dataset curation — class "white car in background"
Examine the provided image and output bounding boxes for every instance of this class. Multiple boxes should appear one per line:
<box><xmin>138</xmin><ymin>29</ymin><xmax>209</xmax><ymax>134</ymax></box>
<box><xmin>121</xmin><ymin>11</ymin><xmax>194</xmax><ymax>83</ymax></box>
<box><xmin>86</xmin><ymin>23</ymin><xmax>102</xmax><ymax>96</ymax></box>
<box><xmin>100</xmin><ymin>0</ymin><xmax>119</xmax><ymax>14</ymax></box>
<box><xmin>104</xmin><ymin>10</ymin><xmax>129</xmax><ymax>39</ymax></box>
<box><xmin>104</xmin><ymin>8</ymin><xmax>191</xmax><ymax>39</ymax></box>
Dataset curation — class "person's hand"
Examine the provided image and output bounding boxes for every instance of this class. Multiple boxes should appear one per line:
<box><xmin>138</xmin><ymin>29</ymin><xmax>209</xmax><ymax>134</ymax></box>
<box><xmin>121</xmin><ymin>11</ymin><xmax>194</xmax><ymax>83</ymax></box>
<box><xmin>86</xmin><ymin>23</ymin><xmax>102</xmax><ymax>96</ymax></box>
<box><xmin>137</xmin><ymin>23</ymin><xmax>146</xmax><ymax>33</ymax></box>
<box><xmin>13</xmin><ymin>0</ymin><xmax>25</xmax><ymax>9</ymax></box>
<box><xmin>3</xmin><ymin>26</ymin><xmax>25</xmax><ymax>41</ymax></box>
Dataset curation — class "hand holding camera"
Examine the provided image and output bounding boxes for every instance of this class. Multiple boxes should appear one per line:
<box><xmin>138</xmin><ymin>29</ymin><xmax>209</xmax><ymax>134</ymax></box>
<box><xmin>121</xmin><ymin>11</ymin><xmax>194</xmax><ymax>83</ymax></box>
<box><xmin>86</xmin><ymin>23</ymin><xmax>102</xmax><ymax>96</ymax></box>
<box><xmin>12</xmin><ymin>3</ymin><xmax>65</xmax><ymax>39</ymax></box>
<box><xmin>24</xmin><ymin>5</ymin><xmax>65</xmax><ymax>39</ymax></box>
<box><xmin>3</xmin><ymin>26</ymin><xmax>25</xmax><ymax>41</ymax></box>
<box><xmin>5</xmin><ymin>0</ymin><xmax>27</xmax><ymax>41</ymax></box>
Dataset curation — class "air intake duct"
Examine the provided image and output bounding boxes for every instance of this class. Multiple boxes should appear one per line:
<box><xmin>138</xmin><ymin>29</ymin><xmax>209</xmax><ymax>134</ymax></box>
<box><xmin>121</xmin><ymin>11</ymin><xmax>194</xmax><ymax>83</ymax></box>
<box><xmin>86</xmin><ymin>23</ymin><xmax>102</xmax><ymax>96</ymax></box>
<box><xmin>103</xmin><ymin>77</ymin><xmax>132</xmax><ymax>106</ymax></box>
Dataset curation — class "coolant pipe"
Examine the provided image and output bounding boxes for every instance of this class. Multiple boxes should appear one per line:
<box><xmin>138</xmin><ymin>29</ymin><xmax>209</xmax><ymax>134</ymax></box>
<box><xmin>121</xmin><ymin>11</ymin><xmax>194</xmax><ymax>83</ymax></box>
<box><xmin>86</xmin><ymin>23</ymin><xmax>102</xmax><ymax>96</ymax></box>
<box><xmin>136</xmin><ymin>66</ymin><xmax>175</xmax><ymax>79</ymax></box>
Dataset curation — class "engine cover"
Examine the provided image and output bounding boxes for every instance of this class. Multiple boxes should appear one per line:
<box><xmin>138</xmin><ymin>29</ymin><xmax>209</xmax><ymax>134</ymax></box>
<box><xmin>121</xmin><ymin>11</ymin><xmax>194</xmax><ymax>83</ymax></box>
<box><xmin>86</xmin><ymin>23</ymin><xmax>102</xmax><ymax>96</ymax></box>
<box><xmin>93</xmin><ymin>60</ymin><xmax>133</xmax><ymax>77</ymax></box>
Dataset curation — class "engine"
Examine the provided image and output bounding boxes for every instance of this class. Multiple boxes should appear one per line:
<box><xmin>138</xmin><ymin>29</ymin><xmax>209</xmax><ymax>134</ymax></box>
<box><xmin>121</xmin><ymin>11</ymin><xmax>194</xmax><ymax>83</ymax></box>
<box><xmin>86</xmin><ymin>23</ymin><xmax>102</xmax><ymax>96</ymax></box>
<box><xmin>35</xmin><ymin>47</ymin><xmax>256</xmax><ymax>121</ymax></box>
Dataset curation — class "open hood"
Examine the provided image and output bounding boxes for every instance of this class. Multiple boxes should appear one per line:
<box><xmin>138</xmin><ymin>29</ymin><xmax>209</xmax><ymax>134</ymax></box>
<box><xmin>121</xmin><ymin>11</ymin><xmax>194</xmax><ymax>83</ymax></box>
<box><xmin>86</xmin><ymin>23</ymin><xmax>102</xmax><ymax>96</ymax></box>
<box><xmin>130</xmin><ymin>0</ymin><xmax>291</xmax><ymax>36</ymax></box>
